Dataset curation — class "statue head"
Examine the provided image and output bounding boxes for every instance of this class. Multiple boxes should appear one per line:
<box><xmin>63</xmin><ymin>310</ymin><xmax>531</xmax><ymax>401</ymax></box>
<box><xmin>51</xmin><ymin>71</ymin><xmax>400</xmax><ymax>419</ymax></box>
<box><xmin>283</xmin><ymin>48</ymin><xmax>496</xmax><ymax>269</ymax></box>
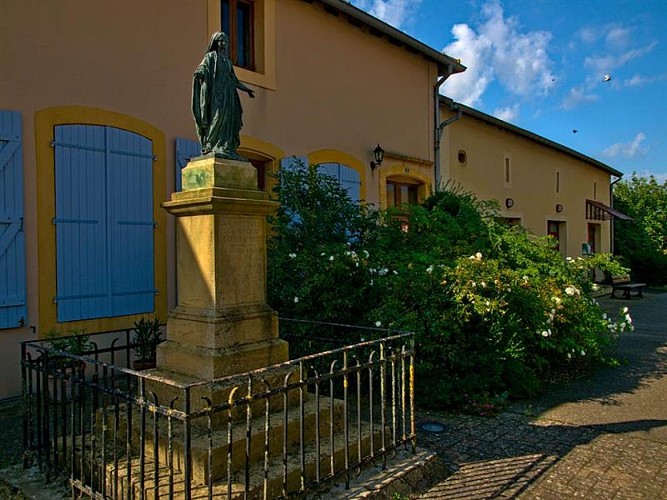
<box><xmin>206</xmin><ymin>31</ymin><xmax>229</xmax><ymax>55</ymax></box>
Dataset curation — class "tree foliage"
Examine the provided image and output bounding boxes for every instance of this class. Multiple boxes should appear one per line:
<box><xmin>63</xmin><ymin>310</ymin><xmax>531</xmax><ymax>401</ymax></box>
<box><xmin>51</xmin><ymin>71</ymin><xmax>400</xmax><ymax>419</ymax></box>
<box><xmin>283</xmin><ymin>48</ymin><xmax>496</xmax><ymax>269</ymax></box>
<box><xmin>613</xmin><ymin>174</ymin><xmax>667</xmax><ymax>285</ymax></box>
<box><xmin>268</xmin><ymin>164</ymin><xmax>632</xmax><ymax>411</ymax></box>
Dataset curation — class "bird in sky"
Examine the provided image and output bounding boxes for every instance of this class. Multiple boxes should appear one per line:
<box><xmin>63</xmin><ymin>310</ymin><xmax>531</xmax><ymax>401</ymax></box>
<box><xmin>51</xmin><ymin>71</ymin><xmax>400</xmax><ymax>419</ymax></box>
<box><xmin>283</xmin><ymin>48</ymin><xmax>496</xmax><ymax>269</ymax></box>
<box><xmin>603</xmin><ymin>74</ymin><xmax>612</xmax><ymax>82</ymax></box>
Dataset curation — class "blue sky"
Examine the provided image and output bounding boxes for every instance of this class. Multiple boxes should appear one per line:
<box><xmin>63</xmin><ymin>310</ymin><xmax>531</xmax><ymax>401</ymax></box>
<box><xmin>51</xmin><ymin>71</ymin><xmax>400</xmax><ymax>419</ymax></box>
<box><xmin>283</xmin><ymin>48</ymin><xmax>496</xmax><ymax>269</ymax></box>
<box><xmin>350</xmin><ymin>0</ymin><xmax>666</xmax><ymax>181</ymax></box>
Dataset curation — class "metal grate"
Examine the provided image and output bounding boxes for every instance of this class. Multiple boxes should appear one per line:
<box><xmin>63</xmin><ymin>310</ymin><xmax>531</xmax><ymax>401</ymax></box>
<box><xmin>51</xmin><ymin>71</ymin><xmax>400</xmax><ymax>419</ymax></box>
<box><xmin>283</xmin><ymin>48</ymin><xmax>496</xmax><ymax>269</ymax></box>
<box><xmin>21</xmin><ymin>321</ymin><xmax>416</xmax><ymax>499</ymax></box>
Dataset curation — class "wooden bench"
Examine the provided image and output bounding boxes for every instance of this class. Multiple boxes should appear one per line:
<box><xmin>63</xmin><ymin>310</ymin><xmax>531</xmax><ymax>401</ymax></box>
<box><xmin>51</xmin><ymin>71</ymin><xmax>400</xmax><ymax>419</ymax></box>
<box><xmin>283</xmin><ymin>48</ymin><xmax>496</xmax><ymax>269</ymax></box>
<box><xmin>610</xmin><ymin>276</ymin><xmax>647</xmax><ymax>299</ymax></box>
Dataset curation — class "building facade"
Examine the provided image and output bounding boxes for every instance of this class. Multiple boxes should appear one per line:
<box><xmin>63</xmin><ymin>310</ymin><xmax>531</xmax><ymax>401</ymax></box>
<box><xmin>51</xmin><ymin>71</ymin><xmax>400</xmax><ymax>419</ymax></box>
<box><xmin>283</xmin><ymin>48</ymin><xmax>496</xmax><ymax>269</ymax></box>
<box><xmin>439</xmin><ymin>98</ymin><xmax>624</xmax><ymax>258</ymax></box>
<box><xmin>0</xmin><ymin>0</ymin><xmax>464</xmax><ymax>397</ymax></box>
<box><xmin>0</xmin><ymin>0</ymin><xmax>625</xmax><ymax>398</ymax></box>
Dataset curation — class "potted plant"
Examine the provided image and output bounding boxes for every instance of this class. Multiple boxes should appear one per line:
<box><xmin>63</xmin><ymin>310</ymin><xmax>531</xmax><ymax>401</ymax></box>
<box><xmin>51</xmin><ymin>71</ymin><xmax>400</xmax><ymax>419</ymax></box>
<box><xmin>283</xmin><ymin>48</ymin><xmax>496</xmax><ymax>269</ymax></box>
<box><xmin>132</xmin><ymin>318</ymin><xmax>163</xmax><ymax>370</ymax></box>
<box><xmin>43</xmin><ymin>329</ymin><xmax>91</xmax><ymax>397</ymax></box>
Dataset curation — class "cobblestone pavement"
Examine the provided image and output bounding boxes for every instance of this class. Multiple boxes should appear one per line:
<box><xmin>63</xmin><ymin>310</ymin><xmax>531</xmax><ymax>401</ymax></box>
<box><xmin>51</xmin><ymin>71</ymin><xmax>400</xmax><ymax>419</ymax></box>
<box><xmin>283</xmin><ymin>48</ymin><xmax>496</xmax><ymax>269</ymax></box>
<box><xmin>417</xmin><ymin>290</ymin><xmax>667</xmax><ymax>499</ymax></box>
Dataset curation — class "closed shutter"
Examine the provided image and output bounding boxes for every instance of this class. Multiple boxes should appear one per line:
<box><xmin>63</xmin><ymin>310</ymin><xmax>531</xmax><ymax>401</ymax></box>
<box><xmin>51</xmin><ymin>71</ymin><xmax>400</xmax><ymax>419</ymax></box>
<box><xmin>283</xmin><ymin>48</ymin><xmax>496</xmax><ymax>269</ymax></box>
<box><xmin>107</xmin><ymin>127</ymin><xmax>155</xmax><ymax>316</ymax></box>
<box><xmin>317</xmin><ymin>162</ymin><xmax>361</xmax><ymax>202</ymax></box>
<box><xmin>0</xmin><ymin>110</ymin><xmax>26</xmax><ymax>329</ymax></box>
<box><xmin>175</xmin><ymin>137</ymin><xmax>201</xmax><ymax>192</ymax></box>
<box><xmin>280</xmin><ymin>156</ymin><xmax>308</xmax><ymax>172</ymax></box>
<box><xmin>54</xmin><ymin>125</ymin><xmax>155</xmax><ymax>321</ymax></box>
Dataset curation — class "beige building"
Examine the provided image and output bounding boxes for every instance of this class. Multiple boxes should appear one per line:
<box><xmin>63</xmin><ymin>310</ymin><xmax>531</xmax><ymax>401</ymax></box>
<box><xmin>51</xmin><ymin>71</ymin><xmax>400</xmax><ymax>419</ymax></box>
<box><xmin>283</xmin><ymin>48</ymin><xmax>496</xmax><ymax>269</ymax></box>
<box><xmin>0</xmin><ymin>0</ymin><xmax>623</xmax><ymax>399</ymax></box>
<box><xmin>439</xmin><ymin>98</ymin><xmax>625</xmax><ymax>258</ymax></box>
<box><xmin>0</xmin><ymin>0</ymin><xmax>464</xmax><ymax>398</ymax></box>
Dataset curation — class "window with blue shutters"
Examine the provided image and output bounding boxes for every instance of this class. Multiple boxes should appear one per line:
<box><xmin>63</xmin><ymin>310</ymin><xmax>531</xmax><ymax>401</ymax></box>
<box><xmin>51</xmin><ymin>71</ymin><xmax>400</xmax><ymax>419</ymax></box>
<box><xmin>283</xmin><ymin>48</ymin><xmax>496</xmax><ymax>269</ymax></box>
<box><xmin>316</xmin><ymin>162</ymin><xmax>362</xmax><ymax>202</ymax></box>
<box><xmin>0</xmin><ymin>110</ymin><xmax>26</xmax><ymax>329</ymax></box>
<box><xmin>54</xmin><ymin>125</ymin><xmax>155</xmax><ymax>322</ymax></box>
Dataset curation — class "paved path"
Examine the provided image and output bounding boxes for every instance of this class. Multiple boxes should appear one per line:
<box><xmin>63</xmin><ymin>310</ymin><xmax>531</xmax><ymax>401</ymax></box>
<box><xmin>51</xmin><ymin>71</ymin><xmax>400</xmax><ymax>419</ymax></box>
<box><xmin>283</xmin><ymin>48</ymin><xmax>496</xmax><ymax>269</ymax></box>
<box><xmin>417</xmin><ymin>291</ymin><xmax>667</xmax><ymax>499</ymax></box>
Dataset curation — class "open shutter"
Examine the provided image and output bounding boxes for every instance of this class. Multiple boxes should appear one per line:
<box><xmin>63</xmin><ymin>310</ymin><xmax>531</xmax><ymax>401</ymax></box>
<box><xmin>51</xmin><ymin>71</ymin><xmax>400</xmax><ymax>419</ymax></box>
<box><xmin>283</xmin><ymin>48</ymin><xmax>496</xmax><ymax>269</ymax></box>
<box><xmin>108</xmin><ymin>128</ymin><xmax>155</xmax><ymax>316</ymax></box>
<box><xmin>0</xmin><ymin>110</ymin><xmax>26</xmax><ymax>328</ymax></box>
<box><xmin>54</xmin><ymin>125</ymin><xmax>109</xmax><ymax>321</ymax></box>
<box><xmin>175</xmin><ymin>137</ymin><xmax>201</xmax><ymax>192</ymax></box>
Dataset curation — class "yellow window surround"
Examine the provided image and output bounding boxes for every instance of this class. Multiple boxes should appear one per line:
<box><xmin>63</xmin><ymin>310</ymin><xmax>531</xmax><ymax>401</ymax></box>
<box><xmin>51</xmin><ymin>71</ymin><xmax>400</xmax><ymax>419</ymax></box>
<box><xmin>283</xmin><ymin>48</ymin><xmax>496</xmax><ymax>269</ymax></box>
<box><xmin>308</xmin><ymin>149</ymin><xmax>368</xmax><ymax>201</ymax></box>
<box><xmin>377</xmin><ymin>151</ymin><xmax>433</xmax><ymax>210</ymax></box>
<box><xmin>35</xmin><ymin>106</ymin><xmax>168</xmax><ymax>336</ymax></box>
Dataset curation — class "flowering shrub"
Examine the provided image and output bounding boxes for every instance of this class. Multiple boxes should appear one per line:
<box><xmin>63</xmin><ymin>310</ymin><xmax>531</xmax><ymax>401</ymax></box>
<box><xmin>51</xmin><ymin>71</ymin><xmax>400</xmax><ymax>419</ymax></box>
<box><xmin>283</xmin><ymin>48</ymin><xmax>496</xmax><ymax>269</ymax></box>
<box><xmin>268</xmin><ymin>165</ymin><xmax>632</xmax><ymax>410</ymax></box>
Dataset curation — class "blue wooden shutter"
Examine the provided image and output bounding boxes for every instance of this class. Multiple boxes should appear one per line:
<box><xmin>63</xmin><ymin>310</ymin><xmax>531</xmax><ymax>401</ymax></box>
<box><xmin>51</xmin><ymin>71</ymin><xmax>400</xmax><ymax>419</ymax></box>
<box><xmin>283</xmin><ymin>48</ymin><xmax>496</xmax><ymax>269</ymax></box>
<box><xmin>280</xmin><ymin>156</ymin><xmax>308</xmax><ymax>172</ymax></box>
<box><xmin>317</xmin><ymin>162</ymin><xmax>361</xmax><ymax>202</ymax></box>
<box><xmin>54</xmin><ymin>125</ymin><xmax>109</xmax><ymax>321</ymax></box>
<box><xmin>339</xmin><ymin>164</ymin><xmax>361</xmax><ymax>201</ymax></box>
<box><xmin>175</xmin><ymin>137</ymin><xmax>201</xmax><ymax>192</ymax></box>
<box><xmin>54</xmin><ymin>125</ymin><xmax>155</xmax><ymax>321</ymax></box>
<box><xmin>107</xmin><ymin>128</ymin><xmax>155</xmax><ymax>316</ymax></box>
<box><xmin>0</xmin><ymin>110</ymin><xmax>26</xmax><ymax>329</ymax></box>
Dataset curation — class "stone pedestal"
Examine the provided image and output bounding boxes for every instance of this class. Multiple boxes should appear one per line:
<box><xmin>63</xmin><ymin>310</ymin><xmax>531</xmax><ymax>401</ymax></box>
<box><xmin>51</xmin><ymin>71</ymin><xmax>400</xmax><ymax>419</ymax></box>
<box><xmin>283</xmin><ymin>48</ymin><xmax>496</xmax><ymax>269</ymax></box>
<box><xmin>158</xmin><ymin>156</ymin><xmax>288</xmax><ymax>381</ymax></box>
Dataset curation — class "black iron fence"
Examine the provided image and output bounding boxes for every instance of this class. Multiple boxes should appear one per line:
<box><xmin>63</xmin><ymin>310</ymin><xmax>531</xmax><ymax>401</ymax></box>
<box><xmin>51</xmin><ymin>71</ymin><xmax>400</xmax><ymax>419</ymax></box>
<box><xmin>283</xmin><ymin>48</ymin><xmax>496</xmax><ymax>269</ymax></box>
<box><xmin>21</xmin><ymin>321</ymin><xmax>416</xmax><ymax>499</ymax></box>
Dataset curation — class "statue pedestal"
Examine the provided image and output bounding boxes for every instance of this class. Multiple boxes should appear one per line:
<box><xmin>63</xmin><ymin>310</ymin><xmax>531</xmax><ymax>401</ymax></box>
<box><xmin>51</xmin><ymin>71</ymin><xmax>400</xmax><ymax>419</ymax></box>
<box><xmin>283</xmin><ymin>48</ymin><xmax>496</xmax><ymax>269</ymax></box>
<box><xmin>157</xmin><ymin>156</ymin><xmax>287</xmax><ymax>381</ymax></box>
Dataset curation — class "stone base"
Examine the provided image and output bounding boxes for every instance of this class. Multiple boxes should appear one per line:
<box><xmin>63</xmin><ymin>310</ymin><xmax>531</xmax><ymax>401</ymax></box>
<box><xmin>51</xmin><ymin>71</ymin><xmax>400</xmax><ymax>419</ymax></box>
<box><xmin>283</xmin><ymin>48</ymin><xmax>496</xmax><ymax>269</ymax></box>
<box><xmin>157</xmin><ymin>337</ymin><xmax>289</xmax><ymax>381</ymax></box>
<box><xmin>165</xmin><ymin>304</ymin><xmax>279</xmax><ymax>350</ymax></box>
<box><xmin>181</xmin><ymin>157</ymin><xmax>258</xmax><ymax>191</ymax></box>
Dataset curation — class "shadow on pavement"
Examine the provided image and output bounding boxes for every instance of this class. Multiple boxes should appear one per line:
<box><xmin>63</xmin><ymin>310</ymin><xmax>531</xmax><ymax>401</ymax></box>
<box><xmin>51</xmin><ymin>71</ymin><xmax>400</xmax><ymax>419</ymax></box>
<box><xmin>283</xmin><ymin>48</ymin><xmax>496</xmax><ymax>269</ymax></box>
<box><xmin>417</xmin><ymin>291</ymin><xmax>667</xmax><ymax>499</ymax></box>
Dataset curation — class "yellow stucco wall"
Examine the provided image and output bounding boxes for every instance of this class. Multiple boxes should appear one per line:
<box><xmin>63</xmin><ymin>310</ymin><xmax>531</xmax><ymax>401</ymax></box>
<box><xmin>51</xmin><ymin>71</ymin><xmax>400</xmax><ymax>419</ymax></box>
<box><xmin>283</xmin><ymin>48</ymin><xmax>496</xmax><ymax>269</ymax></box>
<box><xmin>440</xmin><ymin>109</ymin><xmax>614</xmax><ymax>257</ymax></box>
<box><xmin>0</xmin><ymin>0</ymin><xmax>441</xmax><ymax>397</ymax></box>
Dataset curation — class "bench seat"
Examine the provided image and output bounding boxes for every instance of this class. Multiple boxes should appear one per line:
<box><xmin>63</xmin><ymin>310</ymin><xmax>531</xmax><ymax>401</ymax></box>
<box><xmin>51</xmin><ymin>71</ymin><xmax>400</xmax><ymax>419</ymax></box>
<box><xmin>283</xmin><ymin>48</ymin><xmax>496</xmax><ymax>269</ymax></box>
<box><xmin>611</xmin><ymin>279</ymin><xmax>647</xmax><ymax>299</ymax></box>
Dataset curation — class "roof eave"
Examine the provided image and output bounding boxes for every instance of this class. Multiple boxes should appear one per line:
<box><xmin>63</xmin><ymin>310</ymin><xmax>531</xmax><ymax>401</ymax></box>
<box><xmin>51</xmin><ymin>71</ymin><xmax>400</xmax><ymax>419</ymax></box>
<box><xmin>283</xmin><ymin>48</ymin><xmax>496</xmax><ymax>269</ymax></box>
<box><xmin>440</xmin><ymin>96</ymin><xmax>623</xmax><ymax>178</ymax></box>
<box><xmin>309</xmin><ymin>0</ymin><xmax>466</xmax><ymax>76</ymax></box>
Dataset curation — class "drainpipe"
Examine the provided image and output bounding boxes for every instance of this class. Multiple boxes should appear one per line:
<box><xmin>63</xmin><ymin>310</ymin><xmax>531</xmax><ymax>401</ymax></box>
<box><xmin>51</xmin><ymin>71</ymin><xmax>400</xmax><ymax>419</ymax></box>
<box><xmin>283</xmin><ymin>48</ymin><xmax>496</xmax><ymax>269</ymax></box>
<box><xmin>609</xmin><ymin>176</ymin><xmax>622</xmax><ymax>254</ymax></box>
<box><xmin>434</xmin><ymin>67</ymin><xmax>461</xmax><ymax>190</ymax></box>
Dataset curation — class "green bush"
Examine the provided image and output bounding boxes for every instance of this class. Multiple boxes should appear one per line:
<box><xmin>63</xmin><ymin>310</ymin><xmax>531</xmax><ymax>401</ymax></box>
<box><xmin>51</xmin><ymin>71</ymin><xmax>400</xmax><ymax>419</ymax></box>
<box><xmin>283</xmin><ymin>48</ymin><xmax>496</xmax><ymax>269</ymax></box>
<box><xmin>268</xmin><ymin>166</ymin><xmax>633</xmax><ymax>411</ymax></box>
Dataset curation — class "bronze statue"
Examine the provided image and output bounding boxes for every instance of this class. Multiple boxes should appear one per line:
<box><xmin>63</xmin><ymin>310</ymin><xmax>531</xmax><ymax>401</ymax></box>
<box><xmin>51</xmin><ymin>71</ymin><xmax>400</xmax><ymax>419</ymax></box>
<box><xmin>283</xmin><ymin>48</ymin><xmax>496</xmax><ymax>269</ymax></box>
<box><xmin>192</xmin><ymin>32</ymin><xmax>255</xmax><ymax>158</ymax></box>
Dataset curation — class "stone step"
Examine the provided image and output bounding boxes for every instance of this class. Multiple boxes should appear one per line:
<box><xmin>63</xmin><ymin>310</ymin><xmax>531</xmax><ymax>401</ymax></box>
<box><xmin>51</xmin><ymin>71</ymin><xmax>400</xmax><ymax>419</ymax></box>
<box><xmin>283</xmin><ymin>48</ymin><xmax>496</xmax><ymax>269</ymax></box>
<box><xmin>95</xmin><ymin>395</ymin><xmax>355</xmax><ymax>484</ymax></box>
<box><xmin>101</xmin><ymin>419</ymin><xmax>387</xmax><ymax>499</ymax></box>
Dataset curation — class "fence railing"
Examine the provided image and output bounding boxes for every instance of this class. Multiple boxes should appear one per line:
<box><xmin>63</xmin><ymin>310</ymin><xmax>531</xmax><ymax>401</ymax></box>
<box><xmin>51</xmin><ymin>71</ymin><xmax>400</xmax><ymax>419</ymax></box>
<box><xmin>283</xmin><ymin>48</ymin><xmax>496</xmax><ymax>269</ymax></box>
<box><xmin>21</xmin><ymin>321</ymin><xmax>416</xmax><ymax>499</ymax></box>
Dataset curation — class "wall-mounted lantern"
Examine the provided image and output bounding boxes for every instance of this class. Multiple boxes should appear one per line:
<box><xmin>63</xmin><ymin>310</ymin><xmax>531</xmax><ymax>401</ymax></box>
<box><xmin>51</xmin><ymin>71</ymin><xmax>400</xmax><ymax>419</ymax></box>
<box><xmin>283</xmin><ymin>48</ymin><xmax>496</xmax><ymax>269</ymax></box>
<box><xmin>505</xmin><ymin>198</ymin><xmax>515</xmax><ymax>209</ymax></box>
<box><xmin>370</xmin><ymin>143</ymin><xmax>384</xmax><ymax>169</ymax></box>
<box><xmin>556</xmin><ymin>204</ymin><xmax>563</xmax><ymax>213</ymax></box>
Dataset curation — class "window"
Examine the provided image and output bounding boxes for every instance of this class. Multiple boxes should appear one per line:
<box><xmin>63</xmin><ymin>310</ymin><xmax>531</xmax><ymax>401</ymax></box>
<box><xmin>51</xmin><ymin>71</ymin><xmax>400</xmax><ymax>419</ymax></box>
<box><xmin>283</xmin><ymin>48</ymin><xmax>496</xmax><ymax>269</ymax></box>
<box><xmin>222</xmin><ymin>0</ymin><xmax>255</xmax><ymax>69</ymax></box>
<box><xmin>53</xmin><ymin>125</ymin><xmax>155</xmax><ymax>321</ymax></box>
<box><xmin>547</xmin><ymin>221</ymin><xmax>560</xmax><ymax>251</ymax></box>
<box><xmin>587</xmin><ymin>223</ymin><xmax>600</xmax><ymax>253</ymax></box>
<box><xmin>0</xmin><ymin>110</ymin><xmax>26</xmax><ymax>329</ymax></box>
<box><xmin>317</xmin><ymin>163</ymin><xmax>361</xmax><ymax>201</ymax></box>
<box><xmin>504</xmin><ymin>156</ymin><xmax>511</xmax><ymax>187</ymax></box>
<box><xmin>457</xmin><ymin>150</ymin><xmax>467</xmax><ymax>165</ymax></box>
<box><xmin>386</xmin><ymin>180</ymin><xmax>419</xmax><ymax>208</ymax></box>
<box><xmin>555</xmin><ymin>171</ymin><xmax>560</xmax><ymax>194</ymax></box>
<box><xmin>251</xmin><ymin>158</ymin><xmax>267</xmax><ymax>191</ymax></box>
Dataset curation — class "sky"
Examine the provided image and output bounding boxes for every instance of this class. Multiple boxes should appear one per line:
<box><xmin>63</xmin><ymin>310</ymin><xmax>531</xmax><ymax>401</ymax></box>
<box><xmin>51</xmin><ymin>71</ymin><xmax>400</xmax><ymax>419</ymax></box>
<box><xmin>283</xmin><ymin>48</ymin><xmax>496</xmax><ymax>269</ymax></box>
<box><xmin>349</xmin><ymin>0</ymin><xmax>667</xmax><ymax>181</ymax></box>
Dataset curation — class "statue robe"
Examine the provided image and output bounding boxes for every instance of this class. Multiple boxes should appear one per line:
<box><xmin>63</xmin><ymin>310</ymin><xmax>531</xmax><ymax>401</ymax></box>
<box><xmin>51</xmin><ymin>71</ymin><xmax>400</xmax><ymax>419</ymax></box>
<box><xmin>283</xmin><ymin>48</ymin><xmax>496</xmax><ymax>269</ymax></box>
<box><xmin>192</xmin><ymin>51</ymin><xmax>244</xmax><ymax>158</ymax></box>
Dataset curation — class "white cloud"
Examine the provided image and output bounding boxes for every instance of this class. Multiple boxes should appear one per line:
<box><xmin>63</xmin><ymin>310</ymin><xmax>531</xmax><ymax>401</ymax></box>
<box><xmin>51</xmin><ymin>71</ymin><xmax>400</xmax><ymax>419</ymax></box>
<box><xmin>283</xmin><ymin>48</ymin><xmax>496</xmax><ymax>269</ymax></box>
<box><xmin>602</xmin><ymin>133</ymin><xmax>647</xmax><ymax>159</ymax></box>
<box><xmin>493</xmin><ymin>104</ymin><xmax>520</xmax><ymax>122</ymax></box>
<box><xmin>351</xmin><ymin>0</ymin><xmax>421</xmax><ymax>29</ymax></box>
<box><xmin>559</xmin><ymin>85</ymin><xmax>598</xmax><ymax>110</ymax></box>
<box><xmin>620</xmin><ymin>73</ymin><xmax>667</xmax><ymax>88</ymax></box>
<box><xmin>605</xmin><ymin>26</ymin><xmax>631</xmax><ymax>50</ymax></box>
<box><xmin>561</xmin><ymin>23</ymin><xmax>658</xmax><ymax>110</ymax></box>
<box><xmin>584</xmin><ymin>41</ymin><xmax>657</xmax><ymax>75</ymax></box>
<box><xmin>440</xmin><ymin>0</ymin><xmax>555</xmax><ymax>106</ymax></box>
